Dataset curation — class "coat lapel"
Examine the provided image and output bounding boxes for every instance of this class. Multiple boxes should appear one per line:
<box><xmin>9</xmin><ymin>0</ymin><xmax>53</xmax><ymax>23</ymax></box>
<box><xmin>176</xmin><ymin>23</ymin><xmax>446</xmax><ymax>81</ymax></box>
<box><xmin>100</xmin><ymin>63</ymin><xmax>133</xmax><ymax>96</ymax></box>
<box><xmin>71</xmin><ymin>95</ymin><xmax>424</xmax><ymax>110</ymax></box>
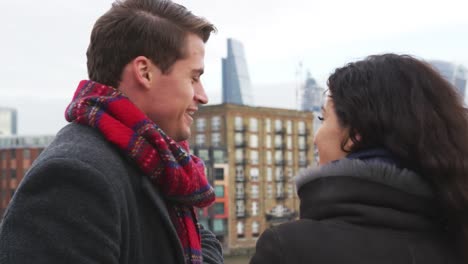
<box><xmin>141</xmin><ymin>177</ymin><xmax>186</xmax><ymax>264</ymax></box>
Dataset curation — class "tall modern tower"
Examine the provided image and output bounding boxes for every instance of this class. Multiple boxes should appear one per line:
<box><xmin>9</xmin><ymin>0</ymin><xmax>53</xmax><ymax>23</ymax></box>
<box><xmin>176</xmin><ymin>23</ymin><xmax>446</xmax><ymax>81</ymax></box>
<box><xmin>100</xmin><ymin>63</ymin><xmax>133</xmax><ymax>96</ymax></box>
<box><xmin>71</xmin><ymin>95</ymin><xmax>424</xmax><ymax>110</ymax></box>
<box><xmin>0</xmin><ymin>107</ymin><xmax>18</xmax><ymax>135</ymax></box>
<box><xmin>429</xmin><ymin>60</ymin><xmax>468</xmax><ymax>101</ymax></box>
<box><xmin>222</xmin><ymin>38</ymin><xmax>254</xmax><ymax>106</ymax></box>
<box><xmin>301</xmin><ymin>71</ymin><xmax>323</xmax><ymax>113</ymax></box>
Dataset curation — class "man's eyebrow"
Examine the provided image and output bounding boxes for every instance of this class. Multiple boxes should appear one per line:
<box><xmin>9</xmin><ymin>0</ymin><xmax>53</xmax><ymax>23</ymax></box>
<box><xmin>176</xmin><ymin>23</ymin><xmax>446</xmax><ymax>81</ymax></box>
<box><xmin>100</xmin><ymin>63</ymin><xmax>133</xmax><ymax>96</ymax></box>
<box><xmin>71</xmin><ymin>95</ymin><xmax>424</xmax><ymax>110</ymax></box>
<box><xmin>192</xmin><ymin>68</ymin><xmax>204</xmax><ymax>76</ymax></box>
<box><xmin>321</xmin><ymin>106</ymin><xmax>326</xmax><ymax>113</ymax></box>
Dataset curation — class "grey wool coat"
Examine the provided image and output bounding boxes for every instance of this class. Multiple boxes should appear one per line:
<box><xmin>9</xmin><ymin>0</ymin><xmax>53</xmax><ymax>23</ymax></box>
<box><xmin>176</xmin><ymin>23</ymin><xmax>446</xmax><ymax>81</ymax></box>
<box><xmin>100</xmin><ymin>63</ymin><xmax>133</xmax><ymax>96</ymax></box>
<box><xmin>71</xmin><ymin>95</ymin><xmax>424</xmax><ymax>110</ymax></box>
<box><xmin>0</xmin><ymin>123</ymin><xmax>223</xmax><ymax>264</ymax></box>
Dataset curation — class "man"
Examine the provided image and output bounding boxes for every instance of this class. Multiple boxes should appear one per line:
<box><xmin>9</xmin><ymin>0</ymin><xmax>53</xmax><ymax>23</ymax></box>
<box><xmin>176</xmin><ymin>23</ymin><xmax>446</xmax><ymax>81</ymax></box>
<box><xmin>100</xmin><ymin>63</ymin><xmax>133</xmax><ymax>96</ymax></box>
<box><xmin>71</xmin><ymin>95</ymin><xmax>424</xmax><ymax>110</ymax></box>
<box><xmin>0</xmin><ymin>0</ymin><xmax>223</xmax><ymax>263</ymax></box>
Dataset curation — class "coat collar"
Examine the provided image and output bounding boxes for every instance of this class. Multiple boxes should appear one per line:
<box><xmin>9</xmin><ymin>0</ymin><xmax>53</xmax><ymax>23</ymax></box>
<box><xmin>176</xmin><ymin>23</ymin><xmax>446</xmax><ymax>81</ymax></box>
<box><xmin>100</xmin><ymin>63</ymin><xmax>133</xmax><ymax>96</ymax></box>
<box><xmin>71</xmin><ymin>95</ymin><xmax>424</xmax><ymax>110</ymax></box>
<box><xmin>296</xmin><ymin>150</ymin><xmax>432</xmax><ymax>198</ymax></box>
<box><xmin>294</xmin><ymin>154</ymin><xmax>444</xmax><ymax>231</ymax></box>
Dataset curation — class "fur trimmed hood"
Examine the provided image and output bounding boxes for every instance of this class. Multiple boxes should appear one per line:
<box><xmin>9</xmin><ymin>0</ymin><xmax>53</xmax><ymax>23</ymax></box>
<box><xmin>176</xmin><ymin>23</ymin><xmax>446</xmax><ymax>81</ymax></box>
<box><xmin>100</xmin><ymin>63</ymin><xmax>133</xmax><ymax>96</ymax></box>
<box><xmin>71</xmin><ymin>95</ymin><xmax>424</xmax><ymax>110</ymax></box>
<box><xmin>295</xmin><ymin>158</ymin><xmax>433</xmax><ymax>198</ymax></box>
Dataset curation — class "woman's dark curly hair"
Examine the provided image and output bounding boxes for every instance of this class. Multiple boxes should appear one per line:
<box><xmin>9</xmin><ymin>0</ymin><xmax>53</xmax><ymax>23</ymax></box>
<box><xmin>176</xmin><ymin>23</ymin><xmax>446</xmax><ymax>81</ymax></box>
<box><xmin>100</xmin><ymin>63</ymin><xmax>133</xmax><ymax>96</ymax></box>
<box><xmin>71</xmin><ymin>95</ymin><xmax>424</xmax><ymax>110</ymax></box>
<box><xmin>328</xmin><ymin>53</ymin><xmax>468</xmax><ymax>251</ymax></box>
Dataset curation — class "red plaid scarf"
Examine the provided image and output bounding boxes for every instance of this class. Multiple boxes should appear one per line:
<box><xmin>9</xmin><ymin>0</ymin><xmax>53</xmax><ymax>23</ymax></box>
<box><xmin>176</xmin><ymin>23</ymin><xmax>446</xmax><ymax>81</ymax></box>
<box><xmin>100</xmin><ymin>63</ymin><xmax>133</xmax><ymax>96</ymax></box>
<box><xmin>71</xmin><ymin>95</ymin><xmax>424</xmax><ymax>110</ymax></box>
<box><xmin>65</xmin><ymin>80</ymin><xmax>215</xmax><ymax>264</ymax></box>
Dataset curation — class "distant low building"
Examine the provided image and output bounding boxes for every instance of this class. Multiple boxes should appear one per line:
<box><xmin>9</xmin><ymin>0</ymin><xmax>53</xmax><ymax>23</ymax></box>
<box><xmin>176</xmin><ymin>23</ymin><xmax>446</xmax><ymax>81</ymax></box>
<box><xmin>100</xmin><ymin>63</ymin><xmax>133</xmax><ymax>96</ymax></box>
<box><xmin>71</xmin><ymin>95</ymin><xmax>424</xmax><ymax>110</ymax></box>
<box><xmin>0</xmin><ymin>135</ymin><xmax>54</xmax><ymax>216</ymax></box>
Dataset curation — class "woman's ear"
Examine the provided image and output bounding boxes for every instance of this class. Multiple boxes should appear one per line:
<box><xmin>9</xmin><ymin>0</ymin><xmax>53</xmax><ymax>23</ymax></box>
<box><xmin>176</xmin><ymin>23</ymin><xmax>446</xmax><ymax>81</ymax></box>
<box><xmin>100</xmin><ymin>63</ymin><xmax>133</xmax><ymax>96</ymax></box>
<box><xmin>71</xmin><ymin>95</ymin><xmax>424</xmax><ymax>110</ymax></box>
<box><xmin>344</xmin><ymin>131</ymin><xmax>361</xmax><ymax>151</ymax></box>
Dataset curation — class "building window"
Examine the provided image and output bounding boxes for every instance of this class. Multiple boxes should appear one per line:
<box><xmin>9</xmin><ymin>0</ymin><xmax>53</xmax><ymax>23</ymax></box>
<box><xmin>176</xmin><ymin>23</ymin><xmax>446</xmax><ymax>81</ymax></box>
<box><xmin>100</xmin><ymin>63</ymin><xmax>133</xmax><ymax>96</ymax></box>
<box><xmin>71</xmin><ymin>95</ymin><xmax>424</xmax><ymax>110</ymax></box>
<box><xmin>198</xmin><ymin>149</ymin><xmax>209</xmax><ymax>162</ymax></box>
<box><xmin>235</xmin><ymin>133</ymin><xmax>244</xmax><ymax>147</ymax></box>
<box><xmin>10</xmin><ymin>169</ymin><xmax>16</xmax><ymax>179</ymax></box>
<box><xmin>196</xmin><ymin>118</ymin><xmax>206</xmax><ymax>132</ymax></box>
<box><xmin>236</xmin><ymin>200</ymin><xmax>245</xmax><ymax>217</ymax></box>
<box><xmin>213</xmin><ymin>219</ymin><xmax>225</xmax><ymax>233</ymax></box>
<box><xmin>249</xmin><ymin>134</ymin><xmax>258</xmax><ymax>148</ymax></box>
<box><xmin>23</xmin><ymin>149</ymin><xmax>31</xmax><ymax>159</ymax></box>
<box><xmin>287</xmin><ymin>184</ymin><xmax>294</xmax><ymax>198</ymax></box>
<box><xmin>214</xmin><ymin>203</ymin><xmax>225</xmax><ymax>215</ymax></box>
<box><xmin>286</xmin><ymin>120</ymin><xmax>292</xmax><ymax>134</ymax></box>
<box><xmin>249</xmin><ymin>118</ymin><xmax>258</xmax><ymax>132</ymax></box>
<box><xmin>250</xmin><ymin>150</ymin><xmax>259</xmax><ymax>165</ymax></box>
<box><xmin>276</xmin><ymin>183</ymin><xmax>284</xmax><ymax>196</ymax></box>
<box><xmin>214</xmin><ymin>186</ymin><xmax>224</xmax><ymax>197</ymax></box>
<box><xmin>266</xmin><ymin>167</ymin><xmax>273</xmax><ymax>182</ymax></box>
<box><xmin>196</xmin><ymin>134</ymin><xmax>205</xmax><ymax>147</ymax></box>
<box><xmin>275</xmin><ymin>135</ymin><xmax>282</xmax><ymax>148</ymax></box>
<box><xmin>275</xmin><ymin>150</ymin><xmax>283</xmax><ymax>165</ymax></box>
<box><xmin>235</xmin><ymin>149</ymin><xmax>244</xmax><ymax>163</ymax></box>
<box><xmin>211</xmin><ymin>133</ymin><xmax>221</xmax><ymax>147</ymax></box>
<box><xmin>236</xmin><ymin>183</ymin><xmax>245</xmax><ymax>198</ymax></box>
<box><xmin>286</xmin><ymin>151</ymin><xmax>293</xmax><ymax>165</ymax></box>
<box><xmin>10</xmin><ymin>149</ymin><xmax>16</xmax><ymax>159</ymax></box>
<box><xmin>235</xmin><ymin>116</ymin><xmax>243</xmax><ymax>131</ymax></box>
<box><xmin>298</xmin><ymin>136</ymin><xmax>306</xmax><ymax>149</ymax></box>
<box><xmin>265</xmin><ymin>135</ymin><xmax>272</xmax><ymax>148</ymax></box>
<box><xmin>266</xmin><ymin>184</ymin><xmax>273</xmax><ymax>198</ymax></box>
<box><xmin>266</xmin><ymin>151</ymin><xmax>272</xmax><ymax>165</ymax></box>
<box><xmin>275</xmin><ymin>120</ymin><xmax>282</xmax><ymax>132</ymax></box>
<box><xmin>250</xmin><ymin>168</ymin><xmax>259</xmax><ymax>182</ymax></box>
<box><xmin>275</xmin><ymin>167</ymin><xmax>283</xmax><ymax>181</ymax></box>
<box><xmin>213</xmin><ymin>150</ymin><xmax>225</xmax><ymax>163</ymax></box>
<box><xmin>237</xmin><ymin>221</ymin><xmax>245</xmax><ymax>238</ymax></box>
<box><xmin>298</xmin><ymin>121</ymin><xmax>306</xmax><ymax>134</ymax></box>
<box><xmin>299</xmin><ymin>151</ymin><xmax>307</xmax><ymax>166</ymax></box>
<box><xmin>236</xmin><ymin>166</ymin><xmax>244</xmax><ymax>178</ymax></box>
<box><xmin>251</xmin><ymin>185</ymin><xmax>259</xmax><ymax>199</ymax></box>
<box><xmin>214</xmin><ymin>168</ymin><xmax>224</xmax><ymax>181</ymax></box>
<box><xmin>265</xmin><ymin>118</ymin><xmax>271</xmax><ymax>133</ymax></box>
<box><xmin>211</xmin><ymin>116</ymin><xmax>221</xmax><ymax>131</ymax></box>
<box><xmin>252</xmin><ymin>221</ymin><xmax>260</xmax><ymax>237</ymax></box>
<box><xmin>251</xmin><ymin>201</ymin><xmax>259</xmax><ymax>216</ymax></box>
<box><xmin>286</xmin><ymin>136</ymin><xmax>292</xmax><ymax>149</ymax></box>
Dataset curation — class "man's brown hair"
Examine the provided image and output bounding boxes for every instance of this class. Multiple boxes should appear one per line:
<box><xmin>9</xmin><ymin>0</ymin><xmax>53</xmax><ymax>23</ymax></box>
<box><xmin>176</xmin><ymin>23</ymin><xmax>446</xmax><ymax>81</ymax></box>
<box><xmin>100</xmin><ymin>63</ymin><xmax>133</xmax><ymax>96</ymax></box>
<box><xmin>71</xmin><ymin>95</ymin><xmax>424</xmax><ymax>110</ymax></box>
<box><xmin>86</xmin><ymin>0</ymin><xmax>216</xmax><ymax>87</ymax></box>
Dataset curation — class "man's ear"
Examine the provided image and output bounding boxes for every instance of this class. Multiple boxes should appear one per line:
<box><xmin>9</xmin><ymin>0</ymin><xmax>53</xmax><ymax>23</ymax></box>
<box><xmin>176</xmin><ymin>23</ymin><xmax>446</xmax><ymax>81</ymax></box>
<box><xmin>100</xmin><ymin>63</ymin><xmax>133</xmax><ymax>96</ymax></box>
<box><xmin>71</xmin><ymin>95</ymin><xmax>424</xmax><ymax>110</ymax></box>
<box><xmin>132</xmin><ymin>56</ymin><xmax>154</xmax><ymax>90</ymax></box>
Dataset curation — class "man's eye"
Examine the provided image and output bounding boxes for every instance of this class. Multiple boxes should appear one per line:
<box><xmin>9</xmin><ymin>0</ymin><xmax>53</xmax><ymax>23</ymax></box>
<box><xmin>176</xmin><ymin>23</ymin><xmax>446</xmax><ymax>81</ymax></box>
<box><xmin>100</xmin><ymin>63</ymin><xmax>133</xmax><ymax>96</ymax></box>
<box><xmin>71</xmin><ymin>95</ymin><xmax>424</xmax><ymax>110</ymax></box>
<box><xmin>317</xmin><ymin>116</ymin><xmax>324</xmax><ymax>121</ymax></box>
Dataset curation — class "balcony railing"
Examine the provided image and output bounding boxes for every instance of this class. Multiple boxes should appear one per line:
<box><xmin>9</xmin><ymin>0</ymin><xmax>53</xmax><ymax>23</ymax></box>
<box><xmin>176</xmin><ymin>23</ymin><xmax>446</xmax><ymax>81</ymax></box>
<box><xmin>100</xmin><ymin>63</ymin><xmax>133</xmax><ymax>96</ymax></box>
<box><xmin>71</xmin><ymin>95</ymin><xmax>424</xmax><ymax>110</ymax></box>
<box><xmin>275</xmin><ymin>160</ymin><xmax>285</xmax><ymax>166</ymax></box>
<box><xmin>298</xmin><ymin>144</ymin><xmax>308</xmax><ymax>150</ymax></box>
<box><xmin>235</xmin><ymin>175</ymin><xmax>245</xmax><ymax>182</ymax></box>
<box><xmin>274</xmin><ymin>128</ymin><xmax>286</xmax><ymax>134</ymax></box>
<box><xmin>275</xmin><ymin>176</ymin><xmax>285</xmax><ymax>182</ymax></box>
<box><xmin>235</xmin><ymin>141</ymin><xmax>246</xmax><ymax>148</ymax></box>
<box><xmin>236</xmin><ymin>211</ymin><xmax>248</xmax><ymax>218</ymax></box>
<box><xmin>274</xmin><ymin>144</ymin><xmax>286</xmax><ymax>150</ymax></box>
<box><xmin>235</xmin><ymin>159</ymin><xmax>248</xmax><ymax>166</ymax></box>
<box><xmin>234</xmin><ymin>126</ymin><xmax>247</xmax><ymax>132</ymax></box>
<box><xmin>236</xmin><ymin>192</ymin><xmax>247</xmax><ymax>199</ymax></box>
<box><xmin>276</xmin><ymin>193</ymin><xmax>286</xmax><ymax>200</ymax></box>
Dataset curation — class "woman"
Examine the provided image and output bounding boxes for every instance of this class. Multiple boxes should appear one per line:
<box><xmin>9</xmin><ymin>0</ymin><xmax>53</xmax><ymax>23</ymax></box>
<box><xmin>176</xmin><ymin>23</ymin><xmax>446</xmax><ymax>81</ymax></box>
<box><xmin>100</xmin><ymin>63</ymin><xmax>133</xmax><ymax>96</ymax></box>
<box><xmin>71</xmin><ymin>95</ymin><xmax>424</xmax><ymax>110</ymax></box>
<box><xmin>250</xmin><ymin>54</ymin><xmax>467</xmax><ymax>264</ymax></box>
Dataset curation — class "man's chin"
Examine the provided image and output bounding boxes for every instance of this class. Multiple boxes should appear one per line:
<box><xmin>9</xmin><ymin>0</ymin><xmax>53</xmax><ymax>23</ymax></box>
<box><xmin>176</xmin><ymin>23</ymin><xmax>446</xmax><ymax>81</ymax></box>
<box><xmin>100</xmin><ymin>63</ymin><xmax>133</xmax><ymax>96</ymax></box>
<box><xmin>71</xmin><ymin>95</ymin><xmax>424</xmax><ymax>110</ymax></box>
<box><xmin>173</xmin><ymin>130</ymin><xmax>191</xmax><ymax>142</ymax></box>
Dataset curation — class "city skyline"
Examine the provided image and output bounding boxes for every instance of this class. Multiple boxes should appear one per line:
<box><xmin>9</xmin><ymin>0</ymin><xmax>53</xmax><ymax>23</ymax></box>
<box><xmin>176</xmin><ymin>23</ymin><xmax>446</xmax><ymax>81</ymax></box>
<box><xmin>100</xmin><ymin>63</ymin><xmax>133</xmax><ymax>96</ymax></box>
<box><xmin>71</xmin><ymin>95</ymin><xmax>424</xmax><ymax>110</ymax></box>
<box><xmin>2</xmin><ymin>0</ymin><xmax>468</xmax><ymax>134</ymax></box>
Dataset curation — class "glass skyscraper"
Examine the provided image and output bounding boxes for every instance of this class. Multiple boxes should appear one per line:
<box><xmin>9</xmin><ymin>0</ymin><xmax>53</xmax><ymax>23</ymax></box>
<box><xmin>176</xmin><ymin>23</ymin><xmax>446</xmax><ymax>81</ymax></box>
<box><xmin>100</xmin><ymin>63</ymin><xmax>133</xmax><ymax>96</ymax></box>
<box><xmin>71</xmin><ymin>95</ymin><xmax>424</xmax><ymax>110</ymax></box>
<box><xmin>222</xmin><ymin>38</ymin><xmax>254</xmax><ymax>106</ymax></box>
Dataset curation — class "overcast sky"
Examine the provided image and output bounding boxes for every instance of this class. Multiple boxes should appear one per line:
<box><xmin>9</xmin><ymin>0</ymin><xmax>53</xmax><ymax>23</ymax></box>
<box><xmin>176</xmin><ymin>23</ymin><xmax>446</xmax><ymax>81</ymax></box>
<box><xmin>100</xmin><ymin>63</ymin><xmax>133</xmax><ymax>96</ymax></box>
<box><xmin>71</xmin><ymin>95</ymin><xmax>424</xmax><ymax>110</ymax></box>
<box><xmin>1</xmin><ymin>0</ymin><xmax>468</xmax><ymax>134</ymax></box>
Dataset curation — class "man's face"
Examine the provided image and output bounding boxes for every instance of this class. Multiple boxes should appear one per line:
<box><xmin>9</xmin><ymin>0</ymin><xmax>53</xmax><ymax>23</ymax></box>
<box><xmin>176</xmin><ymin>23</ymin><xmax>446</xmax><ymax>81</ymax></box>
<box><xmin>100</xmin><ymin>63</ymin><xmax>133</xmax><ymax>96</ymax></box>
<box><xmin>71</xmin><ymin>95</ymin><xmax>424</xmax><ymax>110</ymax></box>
<box><xmin>145</xmin><ymin>33</ymin><xmax>208</xmax><ymax>141</ymax></box>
